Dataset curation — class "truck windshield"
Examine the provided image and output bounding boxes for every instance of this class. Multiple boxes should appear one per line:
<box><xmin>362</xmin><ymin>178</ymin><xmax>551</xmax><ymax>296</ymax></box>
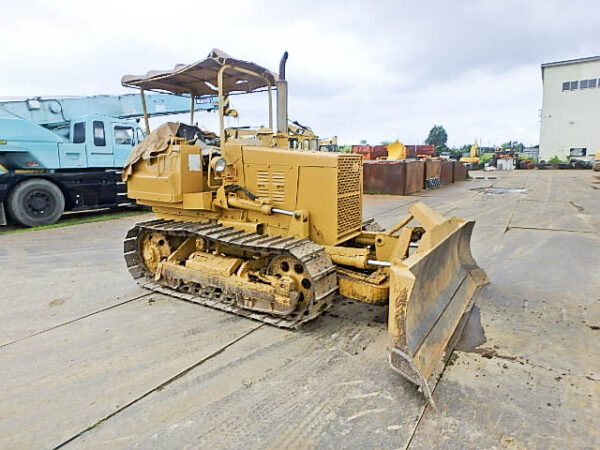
<box><xmin>135</xmin><ymin>128</ymin><xmax>145</xmax><ymax>144</ymax></box>
<box><xmin>114</xmin><ymin>126</ymin><xmax>134</xmax><ymax>145</ymax></box>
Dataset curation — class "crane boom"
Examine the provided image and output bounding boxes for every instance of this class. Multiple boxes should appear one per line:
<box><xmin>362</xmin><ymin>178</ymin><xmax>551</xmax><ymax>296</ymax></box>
<box><xmin>0</xmin><ymin>93</ymin><xmax>216</xmax><ymax>128</ymax></box>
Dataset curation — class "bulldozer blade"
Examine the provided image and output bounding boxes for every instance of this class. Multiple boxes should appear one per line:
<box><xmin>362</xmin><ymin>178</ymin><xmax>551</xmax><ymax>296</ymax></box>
<box><xmin>387</xmin><ymin>214</ymin><xmax>488</xmax><ymax>403</ymax></box>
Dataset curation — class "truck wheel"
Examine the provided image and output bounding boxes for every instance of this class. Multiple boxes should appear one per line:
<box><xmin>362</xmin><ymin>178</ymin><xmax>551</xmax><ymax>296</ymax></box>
<box><xmin>6</xmin><ymin>179</ymin><xmax>65</xmax><ymax>227</ymax></box>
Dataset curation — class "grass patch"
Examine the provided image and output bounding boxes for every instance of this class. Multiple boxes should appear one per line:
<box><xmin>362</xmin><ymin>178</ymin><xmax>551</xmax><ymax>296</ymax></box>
<box><xmin>547</xmin><ymin>155</ymin><xmax>569</xmax><ymax>165</ymax></box>
<box><xmin>2</xmin><ymin>210</ymin><xmax>148</xmax><ymax>235</ymax></box>
<box><xmin>480</xmin><ymin>153</ymin><xmax>493</xmax><ymax>164</ymax></box>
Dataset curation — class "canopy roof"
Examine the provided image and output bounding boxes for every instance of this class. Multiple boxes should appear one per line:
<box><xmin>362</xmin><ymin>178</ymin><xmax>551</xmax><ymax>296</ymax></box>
<box><xmin>121</xmin><ymin>49</ymin><xmax>278</xmax><ymax>96</ymax></box>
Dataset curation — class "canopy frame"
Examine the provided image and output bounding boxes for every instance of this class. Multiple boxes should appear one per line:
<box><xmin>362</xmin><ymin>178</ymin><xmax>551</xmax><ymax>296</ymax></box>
<box><xmin>122</xmin><ymin>49</ymin><xmax>277</xmax><ymax>148</ymax></box>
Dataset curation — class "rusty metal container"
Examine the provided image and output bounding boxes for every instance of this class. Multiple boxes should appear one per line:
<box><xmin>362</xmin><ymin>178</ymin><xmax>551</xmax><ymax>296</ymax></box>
<box><xmin>404</xmin><ymin>160</ymin><xmax>425</xmax><ymax>194</ymax></box>
<box><xmin>363</xmin><ymin>161</ymin><xmax>406</xmax><ymax>195</ymax></box>
<box><xmin>425</xmin><ymin>160</ymin><xmax>441</xmax><ymax>180</ymax></box>
<box><xmin>352</xmin><ymin>145</ymin><xmax>388</xmax><ymax>161</ymax></box>
<box><xmin>453</xmin><ymin>161</ymin><xmax>468</xmax><ymax>181</ymax></box>
<box><xmin>406</xmin><ymin>144</ymin><xmax>436</xmax><ymax>158</ymax></box>
<box><xmin>440</xmin><ymin>160</ymin><xmax>454</xmax><ymax>185</ymax></box>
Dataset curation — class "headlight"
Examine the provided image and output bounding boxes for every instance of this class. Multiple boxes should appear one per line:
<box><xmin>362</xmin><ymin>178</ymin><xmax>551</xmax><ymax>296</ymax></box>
<box><xmin>211</xmin><ymin>157</ymin><xmax>227</xmax><ymax>173</ymax></box>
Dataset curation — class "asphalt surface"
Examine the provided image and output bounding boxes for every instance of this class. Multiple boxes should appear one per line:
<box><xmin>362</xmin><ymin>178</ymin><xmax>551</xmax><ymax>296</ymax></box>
<box><xmin>1</xmin><ymin>170</ymin><xmax>598</xmax><ymax>449</ymax></box>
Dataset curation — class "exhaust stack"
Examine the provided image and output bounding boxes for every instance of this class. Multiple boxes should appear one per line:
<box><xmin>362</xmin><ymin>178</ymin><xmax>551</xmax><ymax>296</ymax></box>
<box><xmin>276</xmin><ymin>51</ymin><xmax>289</xmax><ymax>134</ymax></box>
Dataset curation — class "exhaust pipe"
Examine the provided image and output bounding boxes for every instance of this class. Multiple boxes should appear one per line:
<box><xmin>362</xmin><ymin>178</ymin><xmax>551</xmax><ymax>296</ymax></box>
<box><xmin>276</xmin><ymin>51</ymin><xmax>288</xmax><ymax>134</ymax></box>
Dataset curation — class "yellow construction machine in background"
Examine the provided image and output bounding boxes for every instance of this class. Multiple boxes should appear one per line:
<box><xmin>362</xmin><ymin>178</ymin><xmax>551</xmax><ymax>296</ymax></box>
<box><xmin>120</xmin><ymin>49</ymin><xmax>488</xmax><ymax>401</ymax></box>
<box><xmin>318</xmin><ymin>136</ymin><xmax>338</xmax><ymax>152</ymax></box>
<box><xmin>386</xmin><ymin>140</ymin><xmax>409</xmax><ymax>160</ymax></box>
<box><xmin>460</xmin><ymin>142</ymin><xmax>481</xmax><ymax>168</ymax></box>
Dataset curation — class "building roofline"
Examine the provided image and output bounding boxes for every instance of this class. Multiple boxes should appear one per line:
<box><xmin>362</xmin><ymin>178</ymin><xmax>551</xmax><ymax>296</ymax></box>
<box><xmin>541</xmin><ymin>55</ymin><xmax>600</xmax><ymax>69</ymax></box>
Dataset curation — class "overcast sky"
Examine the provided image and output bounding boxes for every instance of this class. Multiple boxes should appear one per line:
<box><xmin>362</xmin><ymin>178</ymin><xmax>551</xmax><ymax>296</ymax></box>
<box><xmin>2</xmin><ymin>0</ymin><xmax>598</xmax><ymax>147</ymax></box>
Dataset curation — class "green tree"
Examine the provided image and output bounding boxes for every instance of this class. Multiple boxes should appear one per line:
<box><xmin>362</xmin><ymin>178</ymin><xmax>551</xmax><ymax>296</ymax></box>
<box><xmin>456</xmin><ymin>144</ymin><xmax>471</xmax><ymax>155</ymax></box>
<box><xmin>501</xmin><ymin>141</ymin><xmax>525</xmax><ymax>151</ymax></box>
<box><xmin>425</xmin><ymin>125</ymin><xmax>448</xmax><ymax>154</ymax></box>
<box><xmin>450</xmin><ymin>147</ymin><xmax>467</xmax><ymax>160</ymax></box>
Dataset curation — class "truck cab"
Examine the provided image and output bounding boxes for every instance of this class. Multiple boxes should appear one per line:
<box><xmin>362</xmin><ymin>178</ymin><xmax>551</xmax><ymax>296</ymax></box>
<box><xmin>0</xmin><ymin>115</ymin><xmax>147</xmax><ymax>227</ymax></box>
<box><xmin>60</xmin><ymin>115</ymin><xmax>145</xmax><ymax>169</ymax></box>
<box><xmin>0</xmin><ymin>114</ymin><xmax>145</xmax><ymax>171</ymax></box>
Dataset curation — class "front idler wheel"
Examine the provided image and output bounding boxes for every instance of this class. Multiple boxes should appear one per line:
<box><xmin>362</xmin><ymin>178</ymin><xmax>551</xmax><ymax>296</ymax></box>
<box><xmin>140</xmin><ymin>232</ymin><xmax>171</xmax><ymax>274</ymax></box>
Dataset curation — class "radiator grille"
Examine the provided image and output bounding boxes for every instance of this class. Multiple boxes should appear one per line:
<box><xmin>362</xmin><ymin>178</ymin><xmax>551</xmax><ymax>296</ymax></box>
<box><xmin>337</xmin><ymin>155</ymin><xmax>362</xmax><ymax>195</ymax></box>
<box><xmin>337</xmin><ymin>193</ymin><xmax>361</xmax><ymax>235</ymax></box>
<box><xmin>336</xmin><ymin>154</ymin><xmax>362</xmax><ymax>238</ymax></box>
<box><xmin>257</xmin><ymin>170</ymin><xmax>285</xmax><ymax>203</ymax></box>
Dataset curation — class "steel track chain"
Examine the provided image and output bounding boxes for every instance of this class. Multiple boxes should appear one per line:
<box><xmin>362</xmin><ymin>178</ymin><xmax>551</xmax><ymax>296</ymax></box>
<box><xmin>123</xmin><ymin>219</ymin><xmax>338</xmax><ymax>329</ymax></box>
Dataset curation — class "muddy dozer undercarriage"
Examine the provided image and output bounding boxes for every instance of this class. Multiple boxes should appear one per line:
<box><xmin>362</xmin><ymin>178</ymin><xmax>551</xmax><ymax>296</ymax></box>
<box><xmin>124</xmin><ymin>219</ymin><xmax>338</xmax><ymax>328</ymax></box>
<box><xmin>120</xmin><ymin>48</ymin><xmax>489</xmax><ymax>400</ymax></box>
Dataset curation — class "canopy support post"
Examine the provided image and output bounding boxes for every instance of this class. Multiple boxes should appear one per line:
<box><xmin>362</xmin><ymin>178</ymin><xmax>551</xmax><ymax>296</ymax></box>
<box><xmin>190</xmin><ymin>94</ymin><xmax>195</xmax><ymax>125</ymax></box>
<box><xmin>217</xmin><ymin>65</ymin><xmax>227</xmax><ymax>151</ymax></box>
<box><xmin>206</xmin><ymin>64</ymin><xmax>230</xmax><ymax>189</ymax></box>
<box><xmin>268</xmin><ymin>86</ymin><xmax>273</xmax><ymax>131</ymax></box>
<box><xmin>140</xmin><ymin>88</ymin><xmax>150</xmax><ymax>134</ymax></box>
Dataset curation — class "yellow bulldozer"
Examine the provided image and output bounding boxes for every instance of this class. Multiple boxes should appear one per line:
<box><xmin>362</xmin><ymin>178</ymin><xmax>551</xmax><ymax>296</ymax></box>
<box><xmin>121</xmin><ymin>49</ymin><xmax>488</xmax><ymax>401</ymax></box>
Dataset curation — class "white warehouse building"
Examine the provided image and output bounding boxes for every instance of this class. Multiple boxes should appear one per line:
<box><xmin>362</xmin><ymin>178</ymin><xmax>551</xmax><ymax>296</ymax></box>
<box><xmin>539</xmin><ymin>56</ymin><xmax>600</xmax><ymax>162</ymax></box>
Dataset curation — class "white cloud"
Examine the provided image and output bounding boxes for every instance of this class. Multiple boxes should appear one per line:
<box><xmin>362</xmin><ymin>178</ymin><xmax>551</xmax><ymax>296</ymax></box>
<box><xmin>1</xmin><ymin>0</ymin><xmax>598</xmax><ymax>147</ymax></box>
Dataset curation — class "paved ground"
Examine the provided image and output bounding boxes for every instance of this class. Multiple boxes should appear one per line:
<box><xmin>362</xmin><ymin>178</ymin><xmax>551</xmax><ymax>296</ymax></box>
<box><xmin>1</xmin><ymin>170</ymin><xmax>598</xmax><ymax>449</ymax></box>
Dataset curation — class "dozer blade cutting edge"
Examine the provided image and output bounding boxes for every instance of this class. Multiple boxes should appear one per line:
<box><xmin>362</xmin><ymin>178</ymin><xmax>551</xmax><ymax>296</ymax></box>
<box><xmin>387</xmin><ymin>204</ymin><xmax>489</xmax><ymax>405</ymax></box>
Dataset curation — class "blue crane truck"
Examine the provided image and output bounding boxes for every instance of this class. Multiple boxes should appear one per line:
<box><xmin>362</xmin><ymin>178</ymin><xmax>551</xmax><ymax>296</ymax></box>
<box><xmin>0</xmin><ymin>93</ymin><xmax>216</xmax><ymax>227</ymax></box>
